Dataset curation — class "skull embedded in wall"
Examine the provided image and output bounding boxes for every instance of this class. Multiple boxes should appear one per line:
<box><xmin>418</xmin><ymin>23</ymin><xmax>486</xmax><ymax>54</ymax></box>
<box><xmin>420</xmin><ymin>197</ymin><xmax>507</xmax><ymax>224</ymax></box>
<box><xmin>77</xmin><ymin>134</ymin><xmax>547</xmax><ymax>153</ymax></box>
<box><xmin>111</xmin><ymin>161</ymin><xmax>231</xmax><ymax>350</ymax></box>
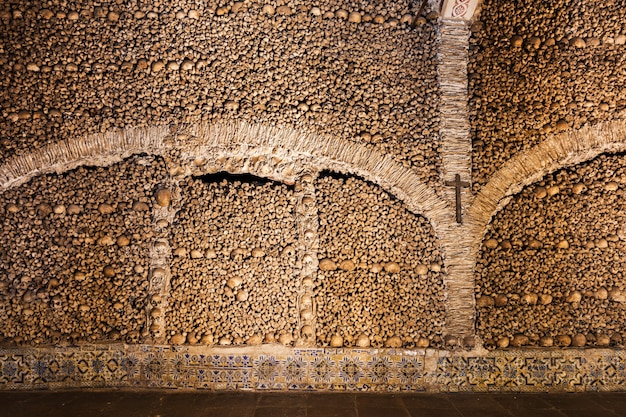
<box><xmin>303</xmin><ymin>229</ymin><xmax>316</xmax><ymax>246</ymax></box>
<box><xmin>300</xmin><ymin>325</ymin><xmax>314</xmax><ymax>343</ymax></box>
<box><xmin>300</xmin><ymin>174</ymin><xmax>314</xmax><ymax>185</ymax></box>
<box><xmin>150</xmin><ymin>268</ymin><xmax>166</xmax><ymax>288</ymax></box>
<box><xmin>301</xmin><ymin>253</ymin><xmax>316</xmax><ymax>271</ymax></box>
<box><xmin>153</xmin><ymin>240</ymin><xmax>169</xmax><ymax>256</ymax></box>
<box><xmin>298</xmin><ymin>196</ymin><xmax>316</xmax><ymax>216</ymax></box>
<box><xmin>300</xmin><ymin>294</ymin><xmax>313</xmax><ymax>309</ymax></box>
<box><xmin>126</xmin><ymin>330</ymin><xmax>141</xmax><ymax>344</ymax></box>
<box><xmin>51</xmin><ymin>295</ymin><xmax>63</xmax><ymax>309</ymax></box>
<box><xmin>281</xmin><ymin>245</ymin><xmax>296</xmax><ymax>259</ymax></box>
<box><xmin>37</xmin><ymin>289</ymin><xmax>50</xmax><ymax>303</ymax></box>
<box><xmin>21</xmin><ymin>290</ymin><xmax>35</xmax><ymax>303</ymax></box>
<box><xmin>14</xmin><ymin>276</ymin><xmax>29</xmax><ymax>293</ymax></box>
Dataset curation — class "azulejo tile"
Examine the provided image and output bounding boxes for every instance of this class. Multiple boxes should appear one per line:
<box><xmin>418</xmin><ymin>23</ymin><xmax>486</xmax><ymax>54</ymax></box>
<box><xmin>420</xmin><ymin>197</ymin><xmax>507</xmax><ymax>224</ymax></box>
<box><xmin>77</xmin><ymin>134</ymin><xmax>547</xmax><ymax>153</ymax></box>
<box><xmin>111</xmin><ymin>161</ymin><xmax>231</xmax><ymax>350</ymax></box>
<box><xmin>142</xmin><ymin>352</ymin><xmax>168</xmax><ymax>386</ymax></box>
<box><xmin>31</xmin><ymin>354</ymin><xmax>53</xmax><ymax>383</ymax></box>
<box><xmin>171</xmin><ymin>354</ymin><xmax>195</xmax><ymax>382</ymax></box>
<box><xmin>0</xmin><ymin>354</ymin><xmax>28</xmax><ymax>384</ymax></box>
<box><xmin>602</xmin><ymin>353</ymin><xmax>626</xmax><ymax>388</ymax></box>
<box><xmin>284</xmin><ymin>356</ymin><xmax>307</xmax><ymax>383</ymax></box>
<box><xmin>211</xmin><ymin>368</ymin><xmax>250</xmax><ymax>387</ymax></box>
<box><xmin>436</xmin><ymin>356</ymin><xmax>469</xmax><ymax>391</ymax></box>
<box><xmin>584</xmin><ymin>355</ymin><xmax>625</xmax><ymax>388</ymax></box>
<box><xmin>466</xmin><ymin>357</ymin><xmax>498</xmax><ymax>390</ymax></box>
<box><xmin>52</xmin><ymin>352</ymin><xmax>80</xmax><ymax>385</ymax></box>
<box><xmin>397</xmin><ymin>357</ymin><xmax>425</xmax><ymax>388</ymax></box>
<box><xmin>552</xmin><ymin>357</ymin><xmax>584</xmax><ymax>390</ymax></box>
<box><xmin>120</xmin><ymin>352</ymin><xmax>141</xmax><ymax>382</ymax></box>
<box><xmin>494</xmin><ymin>355</ymin><xmax>525</xmax><ymax>388</ymax></box>
<box><xmin>338</xmin><ymin>357</ymin><xmax>365</xmax><ymax>384</ymax></box>
<box><xmin>522</xmin><ymin>357</ymin><xmax>554</xmax><ymax>386</ymax></box>
<box><xmin>254</xmin><ymin>356</ymin><xmax>280</xmax><ymax>380</ymax></box>
<box><xmin>4</xmin><ymin>345</ymin><xmax>626</xmax><ymax>392</ymax></box>
<box><xmin>254</xmin><ymin>355</ymin><xmax>282</xmax><ymax>389</ymax></box>
<box><xmin>367</xmin><ymin>356</ymin><xmax>393</xmax><ymax>384</ymax></box>
<box><xmin>309</xmin><ymin>355</ymin><xmax>335</xmax><ymax>386</ymax></box>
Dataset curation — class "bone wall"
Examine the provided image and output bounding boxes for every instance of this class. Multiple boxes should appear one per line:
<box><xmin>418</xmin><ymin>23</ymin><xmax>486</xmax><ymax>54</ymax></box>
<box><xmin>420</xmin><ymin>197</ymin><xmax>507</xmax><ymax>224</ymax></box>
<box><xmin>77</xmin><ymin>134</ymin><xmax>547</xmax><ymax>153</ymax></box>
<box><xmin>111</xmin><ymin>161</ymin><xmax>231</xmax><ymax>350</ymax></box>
<box><xmin>476</xmin><ymin>153</ymin><xmax>626</xmax><ymax>349</ymax></box>
<box><xmin>315</xmin><ymin>173</ymin><xmax>446</xmax><ymax>348</ymax></box>
<box><xmin>0</xmin><ymin>155</ymin><xmax>167</xmax><ymax>345</ymax></box>
<box><xmin>0</xmin><ymin>157</ymin><xmax>446</xmax><ymax>350</ymax></box>
<box><xmin>469</xmin><ymin>0</ymin><xmax>626</xmax><ymax>188</ymax></box>
<box><xmin>0</xmin><ymin>1</ymin><xmax>441</xmax><ymax>187</ymax></box>
<box><xmin>167</xmin><ymin>175</ymin><xmax>299</xmax><ymax>346</ymax></box>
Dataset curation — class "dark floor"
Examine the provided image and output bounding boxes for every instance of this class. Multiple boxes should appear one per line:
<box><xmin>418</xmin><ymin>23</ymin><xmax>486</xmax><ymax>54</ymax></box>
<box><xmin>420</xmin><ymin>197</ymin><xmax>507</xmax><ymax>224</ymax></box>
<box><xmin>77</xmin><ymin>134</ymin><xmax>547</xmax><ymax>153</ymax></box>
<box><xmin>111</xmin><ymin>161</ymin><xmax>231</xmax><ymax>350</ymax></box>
<box><xmin>1</xmin><ymin>391</ymin><xmax>626</xmax><ymax>417</ymax></box>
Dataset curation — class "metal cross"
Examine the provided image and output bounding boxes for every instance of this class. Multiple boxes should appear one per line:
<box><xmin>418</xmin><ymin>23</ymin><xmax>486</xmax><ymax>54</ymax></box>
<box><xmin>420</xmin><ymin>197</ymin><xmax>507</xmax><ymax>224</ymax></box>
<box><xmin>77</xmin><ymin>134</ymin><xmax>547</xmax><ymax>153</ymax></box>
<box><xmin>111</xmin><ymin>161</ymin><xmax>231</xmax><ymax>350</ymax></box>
<box><xmin>445</xmin><ymin>174</ymin><xmax>470</xmax><ymax>224</ymax></box>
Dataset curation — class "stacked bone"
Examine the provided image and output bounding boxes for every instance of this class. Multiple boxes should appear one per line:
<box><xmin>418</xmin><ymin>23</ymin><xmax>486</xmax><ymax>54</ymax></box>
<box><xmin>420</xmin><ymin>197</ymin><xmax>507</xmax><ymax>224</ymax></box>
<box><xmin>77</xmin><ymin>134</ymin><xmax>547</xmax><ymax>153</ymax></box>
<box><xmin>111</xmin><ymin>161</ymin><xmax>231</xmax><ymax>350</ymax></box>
<box><xmin>0</xmin><ymin>155</ymin><xmax>167</xmax><ymax>345</ymax></box>
<box><xmin>469</xmin><ymin>0</ymin><xmax>626</xmax><ymax>189</ymax></box>
<box><xmin>0</xmin><ymin>1</ymin><xmax>440</xmax><ymax>188</ymax></box>
<box><xmin>476</xmin><ymin>153</ymin><xmax>626</xmax><ymax>349</ymax></box>
<box><xmin>166</xmin><ymin>175</ymin><xmax>299</xmax><ymax>346</ymax></box>
<box><xmin>315</xmin><ymin>174</ymin><xmax>445</xmax><ymax>348</ymax></box>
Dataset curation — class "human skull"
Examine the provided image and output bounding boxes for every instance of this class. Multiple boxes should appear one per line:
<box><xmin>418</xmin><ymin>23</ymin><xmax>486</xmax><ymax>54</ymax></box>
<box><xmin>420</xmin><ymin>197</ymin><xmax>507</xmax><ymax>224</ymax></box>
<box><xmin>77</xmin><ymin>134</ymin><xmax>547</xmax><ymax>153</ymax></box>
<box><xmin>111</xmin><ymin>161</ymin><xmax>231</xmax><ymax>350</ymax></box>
<box><xmin>150</xmin><ymin>268</ymin><xmax>166</xmax><ymax>288</ymax></box>
<box><xmin>153</xmin><ymin>240</ymin><xmax>169</xmax><ymax>256</ymax></box>
<box><xmin>37</xmin><ymin>289</ymin><xmax>50</xmax><ymax>303</ymax></box>
<box><xmin>300</xmin><ymin>294</ymin><xmax>312</xmax><ymax>309</ymax></box>
<box><xmin>51</xmin><ymin>295</ymin><xmax>63</xmax><ymax>309</ymax></box>
<box><xmin>300</xmin><ymin>325</ymin><xmax>314</xmax><ymax>343</ymax></box>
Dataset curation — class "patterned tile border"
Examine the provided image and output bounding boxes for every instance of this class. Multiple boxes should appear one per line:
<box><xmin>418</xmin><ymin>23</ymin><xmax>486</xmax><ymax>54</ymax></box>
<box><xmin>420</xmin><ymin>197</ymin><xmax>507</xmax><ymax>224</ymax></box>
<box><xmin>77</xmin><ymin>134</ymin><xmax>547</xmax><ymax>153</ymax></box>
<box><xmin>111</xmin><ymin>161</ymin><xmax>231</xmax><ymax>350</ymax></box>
<box><xmin>1</xmin><ymin>345</ymin><xmax>626</xmax><ymax>392</ymax></box>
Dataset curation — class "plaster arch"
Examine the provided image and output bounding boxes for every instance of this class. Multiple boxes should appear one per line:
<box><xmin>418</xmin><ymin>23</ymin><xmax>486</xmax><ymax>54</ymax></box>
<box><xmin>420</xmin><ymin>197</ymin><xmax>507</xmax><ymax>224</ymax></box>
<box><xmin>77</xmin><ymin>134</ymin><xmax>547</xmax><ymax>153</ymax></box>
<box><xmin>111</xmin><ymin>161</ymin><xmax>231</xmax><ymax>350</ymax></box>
<box><xmin>0</xmin><ymin>121</ymin><xmax>474</xmax><ymax>339</ymax></box>
<box><xmin>420</xmin><ymin>120</ymin><xmax>625</xmax><ymax>345</ymax></box>
<box><xmin>458</xmin><ymin>120</ymin><xmax>626</xmax><ymax>343</ymax></box>
<box><xmin>0</xmin><ymin>121</ymin><xmax>453</xmax><ymax>237</ymax></box>
<box><xmin>469</xmin><ymin>121</ymin><xmax>626</xmax><ymax>347</ymax></box>
<box><xmin>467</xmin><ymin>119</ymin><xmax>626</xmax><ymax>245</ymax></box>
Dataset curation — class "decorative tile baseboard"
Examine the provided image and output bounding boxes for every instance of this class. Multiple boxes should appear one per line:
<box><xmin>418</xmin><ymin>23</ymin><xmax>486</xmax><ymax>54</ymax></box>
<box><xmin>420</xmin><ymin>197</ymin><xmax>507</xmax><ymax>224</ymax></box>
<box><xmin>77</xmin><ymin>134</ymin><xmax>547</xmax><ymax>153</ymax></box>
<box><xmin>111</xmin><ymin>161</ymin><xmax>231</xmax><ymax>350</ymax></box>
<box><xmin>1</xmin><ymin>345</ymin><xmax>625</xmax><ymax>392</ymax></box>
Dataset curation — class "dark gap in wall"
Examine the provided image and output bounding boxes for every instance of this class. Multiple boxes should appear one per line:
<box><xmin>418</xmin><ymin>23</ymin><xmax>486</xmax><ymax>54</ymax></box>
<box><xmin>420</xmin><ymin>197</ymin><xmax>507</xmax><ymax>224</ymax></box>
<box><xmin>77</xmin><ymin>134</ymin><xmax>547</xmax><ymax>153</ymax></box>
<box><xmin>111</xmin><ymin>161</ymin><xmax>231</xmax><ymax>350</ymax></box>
<box><xmin>317</xmin><ymin>170</ymin><xmax>400</xmax><ymax>202</ymax></box>
<box><xmin>194</xmin><ymin>171</ymin><xmax>295</xmax><ymax>191</ymax></box>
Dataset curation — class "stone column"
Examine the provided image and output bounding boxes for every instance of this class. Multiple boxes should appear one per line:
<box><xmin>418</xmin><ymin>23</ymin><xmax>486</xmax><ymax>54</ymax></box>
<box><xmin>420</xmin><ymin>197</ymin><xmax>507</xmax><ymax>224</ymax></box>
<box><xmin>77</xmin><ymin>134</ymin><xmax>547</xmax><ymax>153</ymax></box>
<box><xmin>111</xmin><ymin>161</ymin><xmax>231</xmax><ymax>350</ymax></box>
<box><xmin>294</xmin><ymin>170</ymin><xmax>319</xmax><ymax>347</ymax></box>
<box><xmin>437</xmin><ymin>19</ymin><xmax>477</xmax><ymax>346</ymax></box>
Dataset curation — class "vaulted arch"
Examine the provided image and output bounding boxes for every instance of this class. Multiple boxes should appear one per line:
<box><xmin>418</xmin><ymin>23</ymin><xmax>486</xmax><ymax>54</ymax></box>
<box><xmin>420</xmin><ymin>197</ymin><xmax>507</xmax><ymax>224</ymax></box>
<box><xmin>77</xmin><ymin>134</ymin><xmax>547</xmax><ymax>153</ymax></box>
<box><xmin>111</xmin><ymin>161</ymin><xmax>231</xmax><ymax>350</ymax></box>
<box><xmin>468</xmin><ymin>120</ymin><xmax>626</xmax><ymax>241</ymax></box>
<box><xmin>465</xmin><ymin>119</ymin><xmax>626</xmax><ymax>344</ymax></box>
<box><xmin>0</xmin><ymin>121</ymin><xmax>452</xmax><ymax>233</ymax></box>
<box><xmin>0</xmin><ymin>121</ymin><xmax>479</xmax><ymax>339</ymax></box>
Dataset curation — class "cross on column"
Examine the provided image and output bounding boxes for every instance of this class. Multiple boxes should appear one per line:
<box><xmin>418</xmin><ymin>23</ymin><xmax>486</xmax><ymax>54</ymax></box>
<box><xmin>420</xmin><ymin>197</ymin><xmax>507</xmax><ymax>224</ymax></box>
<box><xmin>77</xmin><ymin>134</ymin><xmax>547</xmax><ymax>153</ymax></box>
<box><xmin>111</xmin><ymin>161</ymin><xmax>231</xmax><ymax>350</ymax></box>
<box><xmin>445</xmin><ymin>174</ymin><xmax>470</xmax><ymax>224</ymax></box>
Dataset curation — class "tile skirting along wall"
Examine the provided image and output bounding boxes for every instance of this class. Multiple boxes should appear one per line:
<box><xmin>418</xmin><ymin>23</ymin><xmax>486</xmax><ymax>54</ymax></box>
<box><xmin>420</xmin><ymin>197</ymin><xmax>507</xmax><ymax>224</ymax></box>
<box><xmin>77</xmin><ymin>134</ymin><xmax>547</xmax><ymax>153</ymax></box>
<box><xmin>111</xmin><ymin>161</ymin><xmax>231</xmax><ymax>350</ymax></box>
<box><xmin>1</xmin><ymin>344</ymin><xmax>625</xmax><ymax>392</ymax></box>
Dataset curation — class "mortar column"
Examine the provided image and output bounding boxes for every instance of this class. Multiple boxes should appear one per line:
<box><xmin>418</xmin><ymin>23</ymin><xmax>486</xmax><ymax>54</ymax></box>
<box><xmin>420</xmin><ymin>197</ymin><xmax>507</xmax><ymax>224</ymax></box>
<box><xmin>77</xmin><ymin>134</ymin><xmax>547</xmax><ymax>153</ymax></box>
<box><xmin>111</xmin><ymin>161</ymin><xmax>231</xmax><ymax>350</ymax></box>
<box><xmin>144</xmin><ymin>180</ymin><xmax>180</xmax><ymax>344</ymax></box>
<box><xmin>437</xmin><ymin>18</ymin><xmax>477</xmax><ymax>345</ymax></box>
<box><xmin>294</xmin><ymin>169</ymin><xmax>319</xmax><ymax>347</ymax></box>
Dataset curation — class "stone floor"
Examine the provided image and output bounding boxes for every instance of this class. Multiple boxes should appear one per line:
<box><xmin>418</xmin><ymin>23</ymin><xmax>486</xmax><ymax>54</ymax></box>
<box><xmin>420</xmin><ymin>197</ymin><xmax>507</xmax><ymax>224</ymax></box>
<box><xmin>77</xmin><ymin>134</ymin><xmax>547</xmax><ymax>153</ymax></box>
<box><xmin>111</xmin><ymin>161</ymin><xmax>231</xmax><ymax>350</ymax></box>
<box><xmin>1</xmin><ymin>391</ymin><xmax>626</xmax><ymax>417</ymax></box>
